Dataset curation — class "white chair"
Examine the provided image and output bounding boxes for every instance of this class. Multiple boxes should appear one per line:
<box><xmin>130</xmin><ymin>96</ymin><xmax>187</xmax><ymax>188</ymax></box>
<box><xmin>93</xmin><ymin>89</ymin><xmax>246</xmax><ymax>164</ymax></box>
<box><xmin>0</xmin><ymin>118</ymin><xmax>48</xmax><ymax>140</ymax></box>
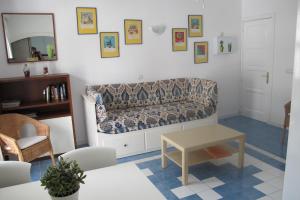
<box><xmin>59</xmin><ymin>147</ymin><xmax>116</xmax><ymax>171</ymax></box>
<box><xmin>0</xmin><ymin>161</ymin><xmax>31</xmax><ymax>188</ymax></box>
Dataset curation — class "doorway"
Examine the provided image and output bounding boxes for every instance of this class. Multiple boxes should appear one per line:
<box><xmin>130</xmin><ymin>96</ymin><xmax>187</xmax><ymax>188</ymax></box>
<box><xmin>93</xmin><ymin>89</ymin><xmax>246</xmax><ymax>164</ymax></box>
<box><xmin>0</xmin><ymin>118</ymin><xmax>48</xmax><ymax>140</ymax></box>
<box><xmin>241</xmin><ymin>16</ymin><xmax>275</xmax><ymax>123</ymax></box>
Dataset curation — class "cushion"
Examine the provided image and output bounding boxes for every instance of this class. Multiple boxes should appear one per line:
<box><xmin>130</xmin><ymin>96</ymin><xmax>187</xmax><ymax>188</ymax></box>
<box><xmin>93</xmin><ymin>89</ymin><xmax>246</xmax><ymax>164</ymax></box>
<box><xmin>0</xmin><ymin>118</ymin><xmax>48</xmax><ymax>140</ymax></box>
<box><xmin>126</xmin><ymin>81</ymin><xmax>161</xmax><ymax>108</ymax></box>
<box><xmin>17</xmin><ymin>136</ymin><xmax>47</xmax><ymax>149</ymax></box>
<box><xmin>98</xmin><ymin>101</ymin><xmax>215</xmax><ymax>134</ymax></box>
<box><xmin>159</xmin><ymin>78</ymin><xmax>189</xmax><ymax>104</ymax></box>
<box><xmin>91</xmin><ymin>84</ymin><xmax>129</xmax><ymax>110</ymax></box>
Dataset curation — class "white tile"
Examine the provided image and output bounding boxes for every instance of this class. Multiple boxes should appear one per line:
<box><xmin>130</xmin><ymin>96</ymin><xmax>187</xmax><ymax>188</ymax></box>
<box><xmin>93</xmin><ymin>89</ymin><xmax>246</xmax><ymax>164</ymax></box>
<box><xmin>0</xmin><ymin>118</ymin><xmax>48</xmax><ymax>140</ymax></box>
<box><xmin>201</xmin><ymin>177</ymin><xmax>225</xmax><ymax>188</ymax></box>
<box><xmin>254</xmin><ymin>162</ymin><xmax>274</xmax><ymax>171</ymax></box>
<box><xmin>257</xmin><ymin>196</ymin><xmax>272</xmax><ymax>200</ymax></box>
<box><xmin>253</xmin><ymin>171</ymin><xmax>277</xmax><ymax>182</ymax></box>
<box><xmin>171</xmin><ymin>186</ymin><xmax>195</xmax><ymax>199</ymax></box>
<box><xmin>268</xmin><ymin>190</ymin><xmax>283</xmax><ymax>200</ymax></box>
<box><xmin>210</xmin><ymin>158</ymin><xmax>228</xmax><ymax>166</ymax></box>
<box><xmin>177</xmin><ymin>174</ymin><xmax>201</xmax><ymax>184</ymax></box>
<box><xmin>186</xmin><ymin>182</ymin><xmax>210</xmax><ymax>193</ymax></box>
<box><xmin>267</xmin><ymin>177</ymin><xmax>284</xmax><ymax>189</ymax></box>
<box><xmin>197</xmin><ymin>189</ymin><xmax>222</xmax><ymax>200</ymax></box>
<box><xmin>141</xmin><ymin>168</ymin><xmax>153</xmax><ymax>176</ymax></box>
<box><xmin>245</xmin><ymin>154</ymin><xmax>261</xmax><ymax>165</ymax></box>
<box><xmin>266</xmin><ymin>168</ymin><xmax>285</xmax><ymax>178</ymax></box>
<box><xmin>254</xmin><ymin>182</ymin><xmax>279</xmax><ymax>195</ymax></box>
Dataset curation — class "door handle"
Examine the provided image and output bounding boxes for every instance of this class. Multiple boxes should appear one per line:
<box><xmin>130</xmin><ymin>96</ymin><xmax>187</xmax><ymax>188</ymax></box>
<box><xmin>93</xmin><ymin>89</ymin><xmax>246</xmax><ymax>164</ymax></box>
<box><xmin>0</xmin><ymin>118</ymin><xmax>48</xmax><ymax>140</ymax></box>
<box><xmin>262</xmin><ymin>72</ymin><xmax>269</xmax><ymax>84</ymax></box>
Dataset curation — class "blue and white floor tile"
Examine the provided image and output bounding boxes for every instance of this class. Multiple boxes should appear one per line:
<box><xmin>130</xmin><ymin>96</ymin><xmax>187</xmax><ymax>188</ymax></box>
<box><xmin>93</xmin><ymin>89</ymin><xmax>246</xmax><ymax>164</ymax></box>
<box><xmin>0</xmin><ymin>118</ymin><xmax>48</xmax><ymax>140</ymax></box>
<box><xmin>135</xmin><ymin>151</ymin><xmax>284</xmax><ymax>200</ymax></box>
<box><xmin>29</xmin><ymin>116</ymin><xmax>286</xmax><ymax>199</ymax></box>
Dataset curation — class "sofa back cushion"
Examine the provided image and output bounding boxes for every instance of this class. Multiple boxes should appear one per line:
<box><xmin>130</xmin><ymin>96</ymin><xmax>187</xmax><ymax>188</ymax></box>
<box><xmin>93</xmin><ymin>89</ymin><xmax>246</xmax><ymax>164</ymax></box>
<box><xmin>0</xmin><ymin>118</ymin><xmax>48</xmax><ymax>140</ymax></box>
<box><xmin>90</xmin><ymin>84</ymin><xmax>129</xmax><ymax>110</ymax></box>
<box><xmin>188</xmin><ymin>78</ymin><xmax>218</xmax><ymax>107</ymax></box>
<box><xmin>159</xmin><ymin>78</ymin><xmax>189</xmax><ymax>104</ymax></box>
<box><xmin>126</xmin><ymin>81</ymin><xmax>161</xmax><ymax>108</ymax></box>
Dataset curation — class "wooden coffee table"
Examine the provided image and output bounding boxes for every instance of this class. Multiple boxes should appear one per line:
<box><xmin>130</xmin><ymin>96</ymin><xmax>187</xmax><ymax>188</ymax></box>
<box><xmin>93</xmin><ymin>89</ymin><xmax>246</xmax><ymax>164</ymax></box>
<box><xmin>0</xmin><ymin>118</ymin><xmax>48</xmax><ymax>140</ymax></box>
<box><xmin>161</xmin><ymin>124</ymin><xmax>245</xmax><ymax>185</ymax></box>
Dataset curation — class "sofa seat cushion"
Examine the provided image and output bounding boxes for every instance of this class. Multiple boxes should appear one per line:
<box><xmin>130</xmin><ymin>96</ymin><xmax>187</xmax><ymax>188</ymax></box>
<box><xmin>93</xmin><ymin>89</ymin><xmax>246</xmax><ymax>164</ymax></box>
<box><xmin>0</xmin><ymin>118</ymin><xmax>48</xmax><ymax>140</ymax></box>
<box><xmin>98</xmin><ymin>101</ymin><xmax>216</xmax><ymax>134</ymax></box>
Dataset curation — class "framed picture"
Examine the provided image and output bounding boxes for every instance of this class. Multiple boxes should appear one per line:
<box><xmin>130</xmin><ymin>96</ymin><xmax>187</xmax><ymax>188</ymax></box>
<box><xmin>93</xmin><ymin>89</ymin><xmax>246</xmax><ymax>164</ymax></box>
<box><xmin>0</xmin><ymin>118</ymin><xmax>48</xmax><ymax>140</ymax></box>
<box><xmin>172</xmin><ymin>28</ymin><xmax>187</xmax><ymax>51</ymax></box>
<box><xmin>194</xmin><ymin>42</ymin><xmax>208</xmax><ymax>64</ymax></box>
<box><xmin>124</xmin><ymin>19</ymin><xmax>142</xmax><ymax>44</ymax></box>
<box><xmin>76</xmin><ymin>7</ymin><xmax>98</xmax><ymax>34</ymax></box>
<box><xmin>100</xmin><ymin>32</ymin><xmax>120</xmax><ymax>58</ymax></box>
<box><xmin>188</xmin><ymin>15</ymin><xmax>203</xmax><ymax>37</ymax></box>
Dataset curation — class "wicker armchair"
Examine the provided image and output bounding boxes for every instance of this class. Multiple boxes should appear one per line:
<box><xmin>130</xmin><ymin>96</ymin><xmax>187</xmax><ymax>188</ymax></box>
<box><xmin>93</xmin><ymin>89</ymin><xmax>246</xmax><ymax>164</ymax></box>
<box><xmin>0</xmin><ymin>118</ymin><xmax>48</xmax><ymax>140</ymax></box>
<box><xmin>0</xmin><ymin>114</ymin><xmax>55</xmax><ymax>165</ymax></box>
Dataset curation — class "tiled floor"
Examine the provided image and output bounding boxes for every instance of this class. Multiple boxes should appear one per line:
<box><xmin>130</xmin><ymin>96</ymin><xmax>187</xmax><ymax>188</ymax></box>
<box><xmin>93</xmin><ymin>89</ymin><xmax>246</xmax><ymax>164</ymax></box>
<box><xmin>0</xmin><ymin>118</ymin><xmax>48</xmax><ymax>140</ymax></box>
<box><xmin>29</xmin><ymin>115</ymin><xmax>286</xmax><ymax>199</ymax></box>
<box><xmin>219</xmin><ymin>116</ymin><xmax>287</xmax><ymax>159</ymax></box>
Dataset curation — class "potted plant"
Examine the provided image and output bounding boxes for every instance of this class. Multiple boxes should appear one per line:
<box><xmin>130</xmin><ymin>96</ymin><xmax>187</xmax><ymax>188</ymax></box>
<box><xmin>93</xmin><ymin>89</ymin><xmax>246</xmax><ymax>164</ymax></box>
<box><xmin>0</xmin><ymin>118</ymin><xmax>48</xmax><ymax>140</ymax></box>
<box><xmin>41</xmin><ymin>158</ymin><xmax>86</xmax><ymax>200</ymax></box>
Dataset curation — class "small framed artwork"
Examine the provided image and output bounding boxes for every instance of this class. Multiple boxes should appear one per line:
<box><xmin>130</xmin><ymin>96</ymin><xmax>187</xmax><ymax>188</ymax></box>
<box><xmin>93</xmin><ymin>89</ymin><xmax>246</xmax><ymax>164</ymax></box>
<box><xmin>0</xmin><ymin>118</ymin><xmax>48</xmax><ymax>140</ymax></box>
<box><xmin>194</xmin><ymin>41</ymin><xmax>208</xmax><ymax>64</ymax></box>
<box><xmin>172</xmin><ymin>28</ymin><xmax>187</xmax><ymax>51</ymax></box>
<box><xmin>188</xmin><ymin>15</ymin><xmax>203</xmax><ymax>37</ymax></box>
<box><xmin>100</xmin><ymin>32</ymin><xmax>120</xmax><ymax>58</ymax></box>
<box><xmin>76</xmin><ymin>7</ymin><xmax>98</xmax><ymax>34</ymax></box>
<box><xmin>124</xmin><ymin>19</ymin><xmax>143</xmax><ymax>45</ymax></box>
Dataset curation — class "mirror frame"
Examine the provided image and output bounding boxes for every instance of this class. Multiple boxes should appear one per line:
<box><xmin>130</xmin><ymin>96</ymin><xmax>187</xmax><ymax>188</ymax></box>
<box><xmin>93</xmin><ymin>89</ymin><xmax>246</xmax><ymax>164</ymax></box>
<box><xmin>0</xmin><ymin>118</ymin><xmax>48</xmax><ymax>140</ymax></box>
<box><xmin>1</xmin><ymin>13</ymin><xmax>58</xmax><ymax>64</ymax></box>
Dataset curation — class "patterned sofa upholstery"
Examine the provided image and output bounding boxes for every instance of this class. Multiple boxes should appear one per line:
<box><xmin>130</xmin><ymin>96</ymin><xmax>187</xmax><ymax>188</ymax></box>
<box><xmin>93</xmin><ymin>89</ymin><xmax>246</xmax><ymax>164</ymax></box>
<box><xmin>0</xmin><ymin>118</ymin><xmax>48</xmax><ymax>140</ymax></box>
<box><xmin>86</xmin><ymin>78</ymin><xmax>218</xmax><ymax>134</ymax></box>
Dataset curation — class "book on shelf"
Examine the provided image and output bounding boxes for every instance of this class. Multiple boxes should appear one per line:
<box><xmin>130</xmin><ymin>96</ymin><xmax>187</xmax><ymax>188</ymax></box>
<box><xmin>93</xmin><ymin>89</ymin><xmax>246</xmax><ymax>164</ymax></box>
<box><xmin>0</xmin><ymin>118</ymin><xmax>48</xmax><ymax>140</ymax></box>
<box><xmin>1</xmin><ymin>100</ymin><xmax>21</xmax><ymax>109</ymax></box>
<box><xmin>43</xmin><ymin>83</ymin><xmax>67</xmax><ymax>102</ymax></box>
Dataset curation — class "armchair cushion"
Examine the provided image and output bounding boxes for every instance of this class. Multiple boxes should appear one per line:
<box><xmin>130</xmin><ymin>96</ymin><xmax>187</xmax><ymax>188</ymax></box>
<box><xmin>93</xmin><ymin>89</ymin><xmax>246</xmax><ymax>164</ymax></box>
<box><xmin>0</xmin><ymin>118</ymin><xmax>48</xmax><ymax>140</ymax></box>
<box><xmin>17</xmin><ymin>136</ymin><xmax>47</xmax><ymax>149</ymax></box>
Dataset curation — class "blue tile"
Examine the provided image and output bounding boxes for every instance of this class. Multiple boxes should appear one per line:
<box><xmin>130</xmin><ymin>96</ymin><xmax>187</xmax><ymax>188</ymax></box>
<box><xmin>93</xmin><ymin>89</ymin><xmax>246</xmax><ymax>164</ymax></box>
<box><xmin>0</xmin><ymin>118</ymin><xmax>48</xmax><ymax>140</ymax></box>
<box><xmin>220</xmin><ymin>116</ymin><xmax>287</xmax><ymax>158</ymax></box>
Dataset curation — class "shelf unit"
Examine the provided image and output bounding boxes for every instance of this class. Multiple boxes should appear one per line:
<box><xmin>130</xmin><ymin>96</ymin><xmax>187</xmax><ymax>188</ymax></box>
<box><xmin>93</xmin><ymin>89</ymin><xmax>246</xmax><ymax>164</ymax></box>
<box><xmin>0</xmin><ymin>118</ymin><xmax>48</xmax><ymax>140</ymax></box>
<box><xmin>0</xmin><ymin>73</ymin><xmax>77</xmax><ymax>148</ymax></box>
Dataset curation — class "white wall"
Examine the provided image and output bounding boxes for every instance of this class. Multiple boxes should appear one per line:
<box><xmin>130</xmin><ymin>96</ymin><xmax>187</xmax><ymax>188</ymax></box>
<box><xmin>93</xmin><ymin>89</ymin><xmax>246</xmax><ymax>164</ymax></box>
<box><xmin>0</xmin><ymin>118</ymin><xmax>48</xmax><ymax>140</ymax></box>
<box><xmin>242</xmin><ymin>0</ymin><xmax>298</xmax><ymax>126</ymax></box>
<box><xmin>0</xmin><ymin>0</ymin><xmax>241</xmax><ymax>145</ymax></box>
<box><xmin>283</xmin><ymin>1</ymin><xmax>300</xmax><ymax>199</ymax></box>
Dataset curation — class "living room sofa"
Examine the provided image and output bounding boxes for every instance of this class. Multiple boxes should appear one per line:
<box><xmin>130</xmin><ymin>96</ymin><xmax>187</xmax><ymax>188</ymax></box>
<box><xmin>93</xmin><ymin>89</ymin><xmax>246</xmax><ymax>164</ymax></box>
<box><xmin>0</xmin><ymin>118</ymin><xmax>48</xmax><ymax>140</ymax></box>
<box><xmin>83</xmin><ymin>78</ymin><xmax>218</xmax><ymax>157</ymax></box>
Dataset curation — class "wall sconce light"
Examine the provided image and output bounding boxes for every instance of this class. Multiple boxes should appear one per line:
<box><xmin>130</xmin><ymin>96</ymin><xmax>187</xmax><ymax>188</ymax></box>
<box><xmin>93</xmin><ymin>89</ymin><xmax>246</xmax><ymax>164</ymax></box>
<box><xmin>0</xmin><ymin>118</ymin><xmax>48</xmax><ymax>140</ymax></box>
<box><xmin>149</xmin><ymin>24</ymin><xmax>167</xmax><ymax>35</ymax></box>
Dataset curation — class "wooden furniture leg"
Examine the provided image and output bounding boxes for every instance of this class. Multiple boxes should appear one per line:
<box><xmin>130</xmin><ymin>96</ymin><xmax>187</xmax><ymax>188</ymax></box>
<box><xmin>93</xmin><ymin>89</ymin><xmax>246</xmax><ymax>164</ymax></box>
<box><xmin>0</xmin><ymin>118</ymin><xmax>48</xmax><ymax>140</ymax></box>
<box><xmin>182</xmin><ymin>150</ymin><xmax>188</xmax><ymax>185</ymax></box>
<box><xmin>49</xmin><ymin>150</ymin><xmax>56</xmax><ymax>166</ymax></box>
<box><xmin>161</xmin><ymin>139</ymin><xmax>168</xmax><ymax>168</ymax></box>
<box><xmin>238</xmin><ymin>137</ymin><xmax>245</xmax><ymax>168</ymax></box>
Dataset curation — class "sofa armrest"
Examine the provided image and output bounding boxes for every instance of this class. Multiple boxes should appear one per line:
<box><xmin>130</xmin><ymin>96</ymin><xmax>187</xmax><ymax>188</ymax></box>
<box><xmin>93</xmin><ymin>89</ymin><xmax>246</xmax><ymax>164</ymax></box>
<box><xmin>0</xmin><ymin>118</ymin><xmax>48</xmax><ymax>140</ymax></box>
<box><xmin>86</xmin><ymin>87</ymin><xmax>108</xmax><ymax>123</ymax></box>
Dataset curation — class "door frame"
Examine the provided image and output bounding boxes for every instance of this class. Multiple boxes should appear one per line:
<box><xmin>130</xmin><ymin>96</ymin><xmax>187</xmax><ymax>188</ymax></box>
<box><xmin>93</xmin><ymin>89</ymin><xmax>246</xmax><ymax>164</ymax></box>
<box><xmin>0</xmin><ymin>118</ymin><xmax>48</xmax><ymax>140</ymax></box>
<box><xmin>240</xmin><ymin>13</ymin><xmax>276</xmax><ymax>123</ymax></box>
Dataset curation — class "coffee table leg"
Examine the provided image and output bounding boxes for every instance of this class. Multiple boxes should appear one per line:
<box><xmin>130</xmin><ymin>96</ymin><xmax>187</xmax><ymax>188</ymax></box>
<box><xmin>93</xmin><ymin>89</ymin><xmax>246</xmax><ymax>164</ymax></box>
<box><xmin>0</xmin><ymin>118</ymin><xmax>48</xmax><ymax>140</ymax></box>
<box><xmin>161</xmin><ymin>139</ymin><xmax>168</xmax><ymax>168</ymax></box>
<box><xmin>238</xmin><ymin>137</ymin><xmax>245</xmax><ymax>168</ymax></box>
<box><xmin>182</xmin><ymin>150</ymin><xmax>188</xmax><ymax>185</ymax></box>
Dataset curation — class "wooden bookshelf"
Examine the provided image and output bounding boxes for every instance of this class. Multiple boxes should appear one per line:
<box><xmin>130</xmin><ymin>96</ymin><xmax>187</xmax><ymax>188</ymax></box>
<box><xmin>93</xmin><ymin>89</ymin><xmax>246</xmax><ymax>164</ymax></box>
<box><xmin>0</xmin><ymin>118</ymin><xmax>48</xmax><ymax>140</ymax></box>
<box><xmin>0</xmin><ymin>73</ymin><xmax>76</xmax><ymax>147</ymax></box>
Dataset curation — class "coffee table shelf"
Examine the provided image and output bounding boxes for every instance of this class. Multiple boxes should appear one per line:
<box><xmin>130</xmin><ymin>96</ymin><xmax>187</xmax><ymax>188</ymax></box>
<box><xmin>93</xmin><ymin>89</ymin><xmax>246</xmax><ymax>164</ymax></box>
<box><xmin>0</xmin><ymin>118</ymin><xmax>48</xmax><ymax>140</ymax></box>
<box><xmin>165</xmin><ymin>144</ymin><xmax>238</xmax><ymax>167</ymax></box>
<box><xmin>161</xmin><ymin>124</ymin><xmax>245</xmax><ymax>185</ymax></box>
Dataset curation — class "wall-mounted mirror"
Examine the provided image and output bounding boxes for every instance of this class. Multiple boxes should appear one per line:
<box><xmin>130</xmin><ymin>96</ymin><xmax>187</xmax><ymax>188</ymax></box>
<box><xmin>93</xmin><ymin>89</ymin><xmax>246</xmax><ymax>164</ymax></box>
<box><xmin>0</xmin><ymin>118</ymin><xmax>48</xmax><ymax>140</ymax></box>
<box><xmin>1</xmin><ymin>13</ymin><xmax>57</xmax><ymax>63</ymax></box>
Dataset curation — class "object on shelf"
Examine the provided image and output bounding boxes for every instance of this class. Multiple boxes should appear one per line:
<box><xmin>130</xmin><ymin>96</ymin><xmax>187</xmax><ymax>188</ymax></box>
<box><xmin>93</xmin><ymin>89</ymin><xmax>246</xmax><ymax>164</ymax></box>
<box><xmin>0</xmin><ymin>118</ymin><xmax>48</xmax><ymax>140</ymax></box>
<box><xmin>43</xmin><ymin>66</ymin><xmax>49</xmax><ymax>75</ymax></box>
<box><xmin>43</xmin><ymin>83</ymin><xmax>67</xmax><ymax>103</ymax></box>
<box><xmin>1</xmin><ymin>100</ymin><xmax>21</xmax><ymax>109</ymax></box>
<box><xmin>213</xmin><ymin>36</ymin><xmax>236</xmax><ymax>55</ymax></box>
<box><xmin>23</xmin><ymin>64</ymin><xmax>30</xmax><ymax>78</ymax></box>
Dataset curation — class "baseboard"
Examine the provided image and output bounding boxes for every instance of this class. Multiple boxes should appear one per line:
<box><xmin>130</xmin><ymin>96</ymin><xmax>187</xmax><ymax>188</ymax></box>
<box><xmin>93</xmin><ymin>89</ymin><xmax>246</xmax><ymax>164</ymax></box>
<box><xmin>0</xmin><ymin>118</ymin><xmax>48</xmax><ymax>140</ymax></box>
<box><xmin>218</xmin><ymin>112</ymin><xmax>239</xmax><ymax>120</ymax></box>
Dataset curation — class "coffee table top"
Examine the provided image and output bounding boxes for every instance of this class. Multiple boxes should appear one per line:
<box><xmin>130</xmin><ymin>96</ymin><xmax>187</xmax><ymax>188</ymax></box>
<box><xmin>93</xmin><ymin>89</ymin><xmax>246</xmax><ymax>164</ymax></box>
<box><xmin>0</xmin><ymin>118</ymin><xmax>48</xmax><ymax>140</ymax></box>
<box><xmin>161</xmin><ymin>124</ymin><xmax>245</xmax><ymax>151</ymax></box>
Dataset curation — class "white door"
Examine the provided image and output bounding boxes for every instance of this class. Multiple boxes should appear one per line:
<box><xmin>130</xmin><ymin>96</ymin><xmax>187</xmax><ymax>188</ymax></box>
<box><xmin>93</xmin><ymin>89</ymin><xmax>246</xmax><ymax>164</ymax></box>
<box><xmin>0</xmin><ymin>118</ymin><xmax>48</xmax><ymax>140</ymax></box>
<box><xmin>241</xmin><ymin>17</ymin><xmax>274</xmax><ymax>122</ymax></box>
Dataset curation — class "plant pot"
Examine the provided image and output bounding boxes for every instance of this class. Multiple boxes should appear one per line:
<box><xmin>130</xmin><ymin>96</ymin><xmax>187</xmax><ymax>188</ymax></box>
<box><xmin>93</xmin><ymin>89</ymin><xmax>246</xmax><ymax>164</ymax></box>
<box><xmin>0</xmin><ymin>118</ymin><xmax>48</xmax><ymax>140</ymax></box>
<box><xmin>50</xmin><ymin>190</ymin><xmax>79</xmax><ymax>200</ymax></box>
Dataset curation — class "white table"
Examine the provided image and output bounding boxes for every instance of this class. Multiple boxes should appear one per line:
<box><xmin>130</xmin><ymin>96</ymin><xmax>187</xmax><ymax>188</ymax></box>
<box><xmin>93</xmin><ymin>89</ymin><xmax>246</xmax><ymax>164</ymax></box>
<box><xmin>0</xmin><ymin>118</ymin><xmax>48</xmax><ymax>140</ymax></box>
<box><xmin>0</xmin><ymin>163</ymin><xmax>165</xmax><ymax>200</ymax></box>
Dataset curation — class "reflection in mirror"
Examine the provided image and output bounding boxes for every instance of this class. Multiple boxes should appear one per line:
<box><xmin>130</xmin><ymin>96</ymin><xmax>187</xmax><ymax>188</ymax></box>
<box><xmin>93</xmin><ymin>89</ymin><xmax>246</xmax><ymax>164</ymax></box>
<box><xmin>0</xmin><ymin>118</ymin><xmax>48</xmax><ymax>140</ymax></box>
<box><xmin>2</xmin><ymin>13</ymin><xmax>57</xmax><ymax>63</ymax></box>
